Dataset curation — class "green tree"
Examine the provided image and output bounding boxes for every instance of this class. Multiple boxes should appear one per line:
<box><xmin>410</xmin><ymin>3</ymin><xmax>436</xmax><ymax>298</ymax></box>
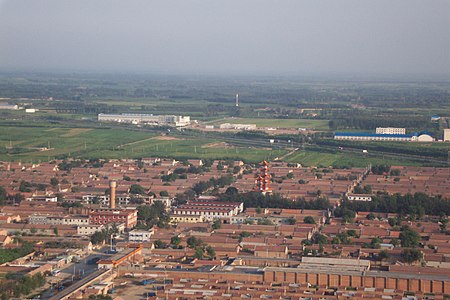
<box><xmin>154</xmin><ymin>240</ymin><xmax>166</xmax><ymax>249</ymax></box>
<box><xmin>303</xmin><ymin>216</ymin><xmax>315</xmax><ymax>224</ymax></box>
<box><xmin>187</xmin><ymin>236</ymin><xmax>204</xmax><ymax>249</ymax></box>
<box><xmin>366</xmin><ymin>213</ymin><xmax>376</xmax><ymax>220</ymax></box>
<box><xmin>130</xmin><ymin>184</ymin><xmax>146</xmax><ymax>195</ymax></box>
<box><xmin>334</xmin><ymin>207</ymin><xmax>356</xmax><ymax>223</ymax></box>
<box><xmin>212</xmin><ymin>219</ymin><xmax>222</xmax><ymax>230</ymax></box>
<box><xmin>194</xmin><ymin>247</ymin><xmax>204</xmax><ymax>259</ymax></box>
<box><xmin>314</xmin><ymin>233</ymin><xmax>328</xmax><ymax>245</ymax></box>
<box><xmin>286</xmin><ymin>217</ymin><xmax>297</xmax><ymax>225</ymax></box>
<box><xmin>206</xmin><ymin>246</ymin><xmax>216</xmax><ymax>259</ymax></box>
<box><xmin>50</xmin><ymin>177</ymin><xmax>59</xmax><ymax>187</ymax></box>
<box><xmin>91</xmin><ymin>231</ymin><xmax>106</xmax><ymax>245</ymax></box>
<box><xmin>170</xmin><ymin>236</ymin><xmax>181</xmax><ymax>246</ymax></box>
<box><xmin>370</xmin><ymin>237</ymin><xmax>382</xmax><ymax>249</ymax></box>
<box><xmin>399</xmin><ymin>226</ymin><xmax>421</xmax><ymax>248</ymax></box>
<box><xmin>159</xmin><ymin>190</ymin><xmax>169</xmax><ymax>197</ymax></box>
<box><xmin>19</xmin><ymin>181</ymin><xmax>32</xmax><ymax>192</ymax></box>
<box><xmin>378</xmin><ymin>250</ymin><xmax>389</xmax><ymax>262</ymax></box>
<box><xmin>257</xmin><ymin>218</ymin><xmax>273</xmax><ymax>225</ymax></box>
<box><xmin>401</xmin><ymin>248</ymin><xmax>422</xmax><ymax>264</ymax></box>
<box><xmin>0</xmin><ymin>186</ymin><xmax>7</xmax><ymax>205</ymax></box>
<box><xmin>225</xmin><ymin>186</ymin><xmax>239</xmax><ymax>195</ymax></box>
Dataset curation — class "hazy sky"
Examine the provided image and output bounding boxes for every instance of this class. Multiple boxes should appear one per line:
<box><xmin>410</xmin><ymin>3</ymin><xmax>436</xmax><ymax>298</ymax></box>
<box><xmin>1</xmin><ymin>0</ymin><xmax>450</xmax><ymax>76</ymax></box>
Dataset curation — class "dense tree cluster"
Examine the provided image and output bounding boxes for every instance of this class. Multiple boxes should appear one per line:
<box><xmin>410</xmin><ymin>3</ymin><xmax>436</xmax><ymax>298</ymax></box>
<box><xmin>0</xmin><ymin>243</ymin><xmax>34</xmax><ymax>265</ymax></box>
<box><xmin>0</xmin><ymin>272</ymin><xmax>46</xmax><ymax>299</ymax></box>
<box><xmin>90</xmin><ymin>223</ymin><xmax>120</xmax><ymax>245</ymax></box>
<box><xmin>186</xmin><ymin>236</ymin><xmax>215</xmax><ymax>260</ymax></box>
<box><xmin>136</xmin><ymin>201</ymin><xmax>169</xmax><ymax>229</ymax></box>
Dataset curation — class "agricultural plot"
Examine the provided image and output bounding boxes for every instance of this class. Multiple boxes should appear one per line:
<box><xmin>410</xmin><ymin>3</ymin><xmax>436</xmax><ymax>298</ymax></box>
<box><xmin>285</xmin><ymin>150</ymin><xmax>424</xmax><ymax>168</ymax></box>
<box><xmin>210</xmin><ymin>117</ymin><xmax>329</xmax><ymax>130</ymax></box>
<box><xmin>0</xmin><ymin>126</ymin><xmax>284</xmax><ymax>163</ymax></box>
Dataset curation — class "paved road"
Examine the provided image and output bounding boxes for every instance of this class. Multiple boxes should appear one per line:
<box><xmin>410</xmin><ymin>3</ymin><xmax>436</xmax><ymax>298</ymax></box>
<box><xmin>41</xmin><ymin>247</ymin><xmax>112</xmax><ymax>299</ymax></box>
<box><xmin>48</xmin><ymin>269</ymin><xmax>111</xmax><ymax>300</ymax></box>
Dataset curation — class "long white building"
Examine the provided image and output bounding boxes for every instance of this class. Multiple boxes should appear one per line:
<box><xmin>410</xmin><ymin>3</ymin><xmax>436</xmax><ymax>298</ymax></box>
<box><xmin>98</xmin><ymin>113</ymin><xmax>190</xmax><ymax>127</ymax></box>
<box><xmin>334</xmin><ymin>132</ymin><xmax>433</xmax><ymax>142</ymax></box>
<box><xmin>375</xmin><ymin>127</ymin><xmax>406</xmax><ymax>135</ymax></box>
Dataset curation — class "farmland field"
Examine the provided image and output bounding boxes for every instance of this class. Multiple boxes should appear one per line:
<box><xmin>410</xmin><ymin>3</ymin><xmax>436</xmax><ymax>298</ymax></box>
<box><xmin>284</xmin><ymin>149</ymin><xmax>425</xmax><ymax>168</ymax></box>
<box><xmin>0</xmin><ymin>126</ymin><xmax>284</xmax><ymax>163</ymax></box>
<box><xmin>209</xmin><ymin>117</ymin><xmax>329</xmax><ymax>130</ymax></box>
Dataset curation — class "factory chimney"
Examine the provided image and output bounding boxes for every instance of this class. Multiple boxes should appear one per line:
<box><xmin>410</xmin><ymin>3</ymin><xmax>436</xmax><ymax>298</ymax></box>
<box><xmin>235</xmin><ymin>94</ymin><xmax>239</xmax><ymax>107</ymax></box>
<box><xmin>109</xmin><ymin>180</ymin><xmax>117</xmax><ymax>209</ymax></box>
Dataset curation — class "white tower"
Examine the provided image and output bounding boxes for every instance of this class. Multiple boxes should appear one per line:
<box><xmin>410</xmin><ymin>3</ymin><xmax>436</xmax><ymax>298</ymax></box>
<box><xmin>235</xmin><ymin>94</ymin><xmax>239</xmax><ymax>107</ymax></box>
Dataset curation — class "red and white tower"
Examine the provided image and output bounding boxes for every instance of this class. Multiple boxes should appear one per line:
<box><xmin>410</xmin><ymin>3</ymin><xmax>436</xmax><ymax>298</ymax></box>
<box><xmin>254</xmin><ymin>160</ymin><xmax>272</xmax><ymax>195</ymax></box>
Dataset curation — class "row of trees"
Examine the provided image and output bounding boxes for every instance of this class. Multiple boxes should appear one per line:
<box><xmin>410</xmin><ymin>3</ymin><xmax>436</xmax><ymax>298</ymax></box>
<box><xmin>219</xmin><ymin>191</ymin><xmax>332</xmax><ymax>210</ymax></box>
<box><xmin>341</xmin><ymin>192</ymin><xmax>450</xmax><ymax>216</ymax></box>
<box><xmin>0</xmin><ymin>242</ymin><xmax>34</xmax><ymax>265</ymax></box>
<box><xmin>328</xmin><ymin>115</ymin><xmax>429</xmax><ymax>131</ymax></box>
<box><xmin>192</xmin><ymin>175</ymin><xmax>235</xmax><ymax>195</ymax></box>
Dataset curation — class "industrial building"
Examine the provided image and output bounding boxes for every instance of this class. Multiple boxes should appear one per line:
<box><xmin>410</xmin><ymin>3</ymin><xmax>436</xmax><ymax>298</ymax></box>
<box><xmin>334</xmin><ymin>132</ymin><xmax>434</xmax><ymax>142</ymax></box>
<box><xmin>97</xmin><ymin>113</ymin><xmax>190</xmax><ymax>126</ymax></box>
<box><xmin>444</xmin><ymin>129</ymin><xmax>450</xmax><ymax>142</ymax></box>
<box><xmin>219</xmin><ymin>123</ymin><xmax>257</xmax><ymax>130</ymax></box>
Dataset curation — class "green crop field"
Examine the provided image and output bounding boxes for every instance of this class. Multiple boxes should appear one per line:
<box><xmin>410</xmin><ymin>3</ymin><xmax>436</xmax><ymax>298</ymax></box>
<box><xmin>209</xmin><ymin>117</ymin><xmax>329</xmax><ymax>130</ymax></box>
<box><xmin>0</xmin><ymin>126</ymin><xmax>284</xmax><ymax>163</ymax></box>
<box><xmin>284</xmin><ymin>150</ymin><xmax>425</xmax><ymax>168</ymax></box>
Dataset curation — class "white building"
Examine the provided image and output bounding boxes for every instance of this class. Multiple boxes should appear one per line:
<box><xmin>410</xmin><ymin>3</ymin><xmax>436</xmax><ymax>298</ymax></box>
<box><xmin>77</xmin><ymin>224</ymin><xmax>105</xmax><ymax>236</ymax></box>
<box><xmin>346</xmin><ymin>194</ymin><xmax>373</xmax><ymax>201</ymax></box>
<box><xmin>443</xmin><ymin>129</ymin><xmax>450</xmax><ymax>142</ymax></box>
<box><xmin>149</xmin><ymin>197</ymin><xmax>174</xmax><ymax>208</ymax></box>
<box><xmin>219</xmin><ymin>123</ymin><xmax>257</xmax><ymax>130</ymax></box>
<box><xmin>375</xmin><ymin>127</ymin><xmax>406</xmax><ymax>135</ymax></box>
<box><xmin>29</xmin><ymin>214</ymin><xmax>90</xmax><ymax>226</ymax></box>
<box><xmin>128</xmin><ymin>229</ymin><xmax>154</xmax><ymax>243</ymax></box>
<box><xmin>82</xmin><ymin>194</ymin><xmax>131</xmax><ymax>206</ymax></box>
<box><xmin>172</xmin><ymin>201</ymin><xmax>244</xmax><ymax>222</ymax></box>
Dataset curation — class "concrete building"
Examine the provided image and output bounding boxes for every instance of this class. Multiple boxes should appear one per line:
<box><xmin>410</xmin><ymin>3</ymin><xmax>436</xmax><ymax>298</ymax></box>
<box><xmin>77</xmin><ymin>224</ymin><xmax>105</xmax><ymax>236</ymax></box>
<box><xmin>171</xmin><ymin>201</ymin><xmax>244</xmax><ymax>223</ymax></box>
<box><xmin>128</xmin><ymin>229</ymin><xmax>154</xmax><ymax>243</ymax></box>
<box><xmin>375</xmin><ymin>127</ymin><xmax>406</xmax><ymax>135</ymax></box>
<box><xmin>82</xmin><ymin>194</ymin><xmax>131</xmax><ymax>207</ymax></box>
<box><xmin>89</xmin><ymin>209</ymin><xmax>138</xmax><ymax>229</ymax></box>
<box><xmin>29</xmin><ymin>214</ymin><xmax>90</xmax><ymax>226</ymax></box>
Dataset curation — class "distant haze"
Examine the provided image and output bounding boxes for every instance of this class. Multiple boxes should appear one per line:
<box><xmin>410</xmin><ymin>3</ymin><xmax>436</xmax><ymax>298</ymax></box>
<box><xmin>1</xmin><ymin>0</ymin><xmax>450</xmax><ymax>77</ymax></box>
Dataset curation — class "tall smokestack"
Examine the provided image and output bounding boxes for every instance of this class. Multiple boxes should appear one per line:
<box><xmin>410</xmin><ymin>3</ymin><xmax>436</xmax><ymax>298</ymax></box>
<box><xmin>109</xmin><ymin>180</ymin><xmax>117</xmax><ymax>209</ymax></box>
<box><xmin>235</xmin><ymin>93</ymin><xmax>239</xmax><ymax>107</ymax></box>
